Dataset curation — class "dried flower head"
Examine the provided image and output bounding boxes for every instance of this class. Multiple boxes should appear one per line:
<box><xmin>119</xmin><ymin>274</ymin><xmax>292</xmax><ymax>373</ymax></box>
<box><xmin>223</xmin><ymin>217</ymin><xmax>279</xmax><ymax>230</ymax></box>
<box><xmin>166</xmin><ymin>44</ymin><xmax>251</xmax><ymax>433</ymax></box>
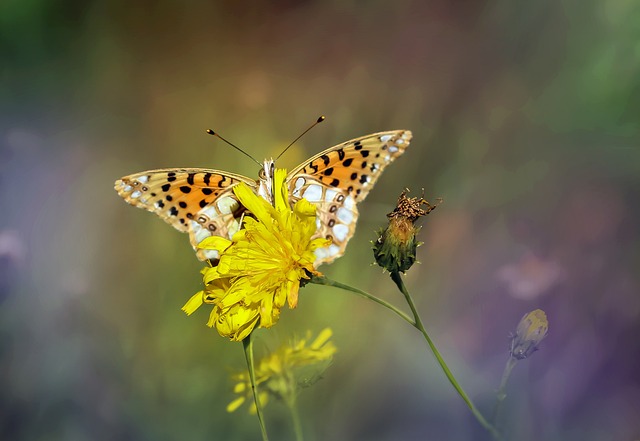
<box><xmin>373</xmin><ymin>189</ymin><xmax>440</xmax><ymax>273</ymax></box>
<box><xmin>510</xmin><ymin>309</ymin><xmax>549</xmax><ymax>360</ymax></box>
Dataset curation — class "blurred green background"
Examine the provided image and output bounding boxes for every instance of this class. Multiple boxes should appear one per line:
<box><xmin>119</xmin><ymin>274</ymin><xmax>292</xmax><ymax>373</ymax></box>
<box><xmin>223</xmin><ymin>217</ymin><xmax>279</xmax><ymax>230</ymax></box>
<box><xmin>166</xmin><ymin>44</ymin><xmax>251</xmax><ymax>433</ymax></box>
<box><xmin>1</xmin><ymin>0</ymin><xmax>639</xmax><ymax>440</ymax></box>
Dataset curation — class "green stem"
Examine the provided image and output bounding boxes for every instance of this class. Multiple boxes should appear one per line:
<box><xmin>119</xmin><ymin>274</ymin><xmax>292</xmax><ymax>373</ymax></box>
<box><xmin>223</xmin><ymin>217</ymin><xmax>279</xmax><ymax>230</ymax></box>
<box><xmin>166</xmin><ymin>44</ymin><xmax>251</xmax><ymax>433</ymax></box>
<box><xmin>492</xmin><ymin>356</ymin><xmax>518</xmax><ymax>426</ymax></box>
<box><xmin>389</xmin><ymin>271</ymin><xmax>501</xmax><ymax>440</ymax></box>
<box><xmin>311</xmin><ymin>275</ymin><xmax>415</xmax><ymax>326</ymax></box>
<box><xmin>243</xmin><ymin>334</ymin><xmax>270</xmax><ymax>441</ymax></box>
<box><xmin>312</xmin><ymin>273</ymin><xmax>501</xmax><ymax>440</ymax></box>
<box><xmin>285</xmin><ymin>393</ymin><xmax>304</xmax><ymax>441</ymax></box>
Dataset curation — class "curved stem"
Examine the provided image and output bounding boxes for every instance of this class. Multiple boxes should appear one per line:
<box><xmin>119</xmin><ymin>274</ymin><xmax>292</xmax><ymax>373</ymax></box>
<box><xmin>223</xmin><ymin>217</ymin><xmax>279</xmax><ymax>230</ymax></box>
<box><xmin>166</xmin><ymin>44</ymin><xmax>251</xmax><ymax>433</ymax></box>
<box><xmin>243</xmin><ymin>334</ymin><xmax>270</xmax><ymax>441</ymax></box>
<box><xmin>492</xmin><ymin>356</ymin><xmax>518</xmax><ymax>426</ymax></box>
<box><xmin>389</xmin><ymin>271</ymin><xmax>501</xmax><ymax>440</ymax></box>
<box><xmin>312</xmin><ymin>273</ymin><xmax>501</xmax><ymax>440</ymax></box>
<box><xmin>311</xmin><ymin>275</ymin><xmax>415</xmax><ymax>326</ymax></box>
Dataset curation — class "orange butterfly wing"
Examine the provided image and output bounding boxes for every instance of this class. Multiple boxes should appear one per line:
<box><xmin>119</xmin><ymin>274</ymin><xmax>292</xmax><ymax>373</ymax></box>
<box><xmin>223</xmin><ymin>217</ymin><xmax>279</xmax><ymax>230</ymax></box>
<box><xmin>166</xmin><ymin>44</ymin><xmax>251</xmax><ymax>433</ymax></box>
<box><xmin>286</xmin><ymin>130</ymin><xmax>412</xmax><ymax>265</ymax></box>
<box><xmin>115</xmin><ymin>168</ymin><xmax>256</xmax><ymax>261</ymax></box>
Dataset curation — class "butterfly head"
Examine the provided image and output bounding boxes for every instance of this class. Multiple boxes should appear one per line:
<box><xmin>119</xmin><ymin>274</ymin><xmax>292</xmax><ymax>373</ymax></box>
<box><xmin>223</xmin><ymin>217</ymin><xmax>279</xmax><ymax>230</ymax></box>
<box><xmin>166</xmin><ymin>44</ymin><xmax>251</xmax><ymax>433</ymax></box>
<box><xmin>257</xmin><ymin>159</ymin><xmax>276</xmax><ymax>204</ymax></box>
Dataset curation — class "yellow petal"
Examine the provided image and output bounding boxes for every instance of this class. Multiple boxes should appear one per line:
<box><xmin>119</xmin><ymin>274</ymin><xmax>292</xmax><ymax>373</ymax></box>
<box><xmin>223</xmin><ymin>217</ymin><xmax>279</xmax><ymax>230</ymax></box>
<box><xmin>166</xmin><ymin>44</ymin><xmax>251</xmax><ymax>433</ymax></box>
<box><xmin>310</xmin><ymin>328</ymin><xmax>333</xmax><ymax>349</ymax></box>
<box><xmin>273</xmin><ymin>169</ymin><xmax>289</xmax><ymax>212</ymax></box>
<box><xmin>233</xmin><ymin>182</ymin><xmax>273</xmax><ymax>225</ymax></box>
<box><xmin>198</xmin><ymin>236</ymin><xmax>232</xmax><ymax>250</ymax></box>
<box><xmin>181</xmin><ymin>291</ymin><xmax>204</xmax><ymax>315</ymax></box>
<box><xmin>226</xmin><ymin>396</ymin><xmax>246</xmax><ymax>413</ymax></box>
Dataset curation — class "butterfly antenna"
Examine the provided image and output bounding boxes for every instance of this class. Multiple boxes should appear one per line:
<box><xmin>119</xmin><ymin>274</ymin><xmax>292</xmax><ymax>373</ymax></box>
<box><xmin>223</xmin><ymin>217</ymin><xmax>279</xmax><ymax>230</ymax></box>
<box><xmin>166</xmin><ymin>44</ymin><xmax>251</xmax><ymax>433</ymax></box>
<box><xmin>206</xmin><ymin>129</ymin><xmax>261</xmax><ymax>166</ymax></box>
<box><xmin>276</xmin><ymin>115</ymin><xmax>325</xmax><ymax>160</ymax></box>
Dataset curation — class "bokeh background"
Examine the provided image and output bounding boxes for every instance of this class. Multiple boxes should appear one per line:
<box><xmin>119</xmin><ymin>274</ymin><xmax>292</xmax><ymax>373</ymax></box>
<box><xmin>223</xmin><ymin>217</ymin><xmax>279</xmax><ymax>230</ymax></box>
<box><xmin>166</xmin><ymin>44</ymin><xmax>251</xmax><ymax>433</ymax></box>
<box><xmin>1</xmin><ymin>1</ymin><xmax>639</xmax><ymax>440</ymax></box>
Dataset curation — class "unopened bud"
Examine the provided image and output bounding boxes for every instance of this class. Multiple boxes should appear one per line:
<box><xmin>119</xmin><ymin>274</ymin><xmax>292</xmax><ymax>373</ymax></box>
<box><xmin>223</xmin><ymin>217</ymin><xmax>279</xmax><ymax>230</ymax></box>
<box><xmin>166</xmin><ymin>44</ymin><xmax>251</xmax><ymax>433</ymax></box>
<box><xmin>510</xmin><ymin>309</ymin><xmax>549</xmax><ymax>360</ymax></box>
<box><xmin>373</xmin><ymin>189</ymin><xmax>440</xmax><ymax>274</ymax></box>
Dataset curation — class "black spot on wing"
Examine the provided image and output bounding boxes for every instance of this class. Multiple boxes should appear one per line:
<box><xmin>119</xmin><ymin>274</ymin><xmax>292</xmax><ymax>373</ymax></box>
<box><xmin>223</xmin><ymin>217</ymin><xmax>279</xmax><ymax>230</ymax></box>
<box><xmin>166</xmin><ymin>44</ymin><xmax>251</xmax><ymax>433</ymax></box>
<box><xmin>187</xmin><ymin>173</ymin><xmax>195</xmax><ymax>185</ymax></box>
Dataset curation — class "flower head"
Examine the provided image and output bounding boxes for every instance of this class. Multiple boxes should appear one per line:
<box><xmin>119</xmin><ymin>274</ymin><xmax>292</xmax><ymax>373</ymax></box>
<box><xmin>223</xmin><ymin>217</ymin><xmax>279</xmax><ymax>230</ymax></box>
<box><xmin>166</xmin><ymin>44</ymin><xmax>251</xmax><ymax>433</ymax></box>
<box><xmin>510</xmin><ymin>309</ymin><xmax>549</xmax><ymax>360</ymax></box>
<box><xmin>227</xmin><ymin>328</ymin><xmax>337</xmax><ymax>413</ymax></box>
<box><xmin>182</xmin><ymin>169</ymin><xmax>331</xmax><ymax>341</ymax></box>
<box><xmin>373</xmin><ymin>189</ymin><xmax>440</xmax><ymax>274</ymax></box>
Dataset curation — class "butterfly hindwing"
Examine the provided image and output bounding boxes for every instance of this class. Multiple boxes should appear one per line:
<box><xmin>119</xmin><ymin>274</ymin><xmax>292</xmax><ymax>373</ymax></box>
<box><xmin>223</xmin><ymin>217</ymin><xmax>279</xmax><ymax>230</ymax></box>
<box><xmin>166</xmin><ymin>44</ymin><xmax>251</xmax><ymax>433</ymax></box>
<box><xmin>287</xmin><ymin>130</ymin><xmax>412</xmax><ymax>264</ymax></box>
<box><xmin>115</xmin><ymin>168</ymin><xmax>256</xmax><ymax>260</ymax></box>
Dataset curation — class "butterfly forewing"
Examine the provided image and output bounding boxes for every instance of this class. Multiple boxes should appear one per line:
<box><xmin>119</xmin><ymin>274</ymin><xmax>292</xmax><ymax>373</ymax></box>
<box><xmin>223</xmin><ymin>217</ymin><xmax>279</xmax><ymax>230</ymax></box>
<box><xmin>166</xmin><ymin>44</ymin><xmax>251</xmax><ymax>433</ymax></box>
<box><xmin>115</xmin><ymin>168</ymin><xmax>256</xmax><ymax>260</ymax></box>
<box><xmin>287</xmin><ymin>130</ymin><xmax>412</xmax><ymax>264</ymax></box>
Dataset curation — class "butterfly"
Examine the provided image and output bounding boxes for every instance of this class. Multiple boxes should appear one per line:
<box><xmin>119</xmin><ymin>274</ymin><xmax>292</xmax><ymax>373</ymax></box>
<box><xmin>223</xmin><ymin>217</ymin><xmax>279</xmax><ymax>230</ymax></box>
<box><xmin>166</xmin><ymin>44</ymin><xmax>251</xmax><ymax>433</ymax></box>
<box><xmin>114</xmin><ymin>130</ymin><xmax>412</xmax><ymax>265</ymax></box>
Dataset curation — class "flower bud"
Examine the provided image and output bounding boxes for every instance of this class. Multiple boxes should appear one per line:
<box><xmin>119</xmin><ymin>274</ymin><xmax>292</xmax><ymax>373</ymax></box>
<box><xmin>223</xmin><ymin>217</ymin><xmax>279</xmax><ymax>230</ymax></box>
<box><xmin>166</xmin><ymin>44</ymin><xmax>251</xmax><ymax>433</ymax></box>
<box><xmin>510</xmin><ymin>309</ymin><xmax>549</xmax><ymax>360</ymax></box>
<box><xmin>373</xmin><ymin>189</ymin><xmax>440</xmax><ymax>274</ymax></box>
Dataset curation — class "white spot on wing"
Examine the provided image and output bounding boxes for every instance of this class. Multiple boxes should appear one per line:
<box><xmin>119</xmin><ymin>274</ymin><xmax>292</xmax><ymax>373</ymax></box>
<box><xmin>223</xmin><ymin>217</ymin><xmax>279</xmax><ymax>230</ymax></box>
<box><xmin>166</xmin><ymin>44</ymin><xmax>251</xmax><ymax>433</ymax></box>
<box><xmin>200</xmin><ymin>206</ymin><xmax>218</xmax><ymax>219</ymax></box>
<box><xmin>325</xmin><ymin>188</ymin><xmax>339</xmax><ymax>202</ymax></box>
<box><xmin>303</xmin><ymin>184</ymin><xmax>323</xmax><ymax>202</ymax></box>
<box><xmin>217</xmin><ymin>197</ymin><xmax>238</xmax><ymax>215</ymax></box>
<box><xmin>314</xmin><ymin>247</ymin><xmax>329</xmax><ymax>260</ymax></box>
<box><xmin>344</xmin><ymin>196</ymin><xmax>355</xmax><ymax>210</ymax></box>
<box><xmin>380</xmin><ymin>134</ymin><xmax>392</xmax><ymax>142</ymax></box>
<box><xmin>131</xmin><ymin>190</ymin><xmax>142</xmax><ymax>198</ymax></box>
<box><xmin>388</xmin><ymin>145</ymin><xmax>399</xmax><ymax>153</ymax></box>
<box><xmin>124</xmin><ymin>185</ymin><xmax>133</xmax><ymax>192</ymax></box>
<box><xmin>396</xmin><ymin>139</ymin><xmax>404</xmax><ymax>145</ymax></box>
<box><xmin>328</xmin><ymin>244</ymin><xmax>340</xmax><ymax>256</ymax></box>
<box><xmin>337</xmin><ymin>207</ymin><xmax>354</xmax><ymax>224</ymax></box>
<box><xmin>292</xmin><ymin>177</ymin><xmax>305</xmax><ymax>197</ymax></box>
<box><xmin>191</xmin><ymin>223</ymin><xmax>210</xmax><ymax>243</ymax></box>
<box><xmin>227</xmin><ymin>219</ymin><xmax>240</xmax><ymax>238</ymax></box>
<box><xmin>203</xmin><ymin>249</ymin><xmax>220</xmax><ymax>260</ymax></box>
<box><xmin>333</xmin><ymin>224</ymin><xmax>349</xmax><ymax>241</ymax></box>
<box><xmin>138</xmin><ymin>175</ymin><xmax>149</xmax><ymax>183</ymax></box>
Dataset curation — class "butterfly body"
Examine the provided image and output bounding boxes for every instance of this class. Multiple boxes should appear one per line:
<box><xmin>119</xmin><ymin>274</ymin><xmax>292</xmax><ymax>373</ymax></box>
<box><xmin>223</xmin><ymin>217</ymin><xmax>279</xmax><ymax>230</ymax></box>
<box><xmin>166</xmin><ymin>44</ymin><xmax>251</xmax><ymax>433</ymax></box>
<box><xmin>115</xmin><ymin>130</ymin><xmax>412</xmax><ymax>265</ymax></box>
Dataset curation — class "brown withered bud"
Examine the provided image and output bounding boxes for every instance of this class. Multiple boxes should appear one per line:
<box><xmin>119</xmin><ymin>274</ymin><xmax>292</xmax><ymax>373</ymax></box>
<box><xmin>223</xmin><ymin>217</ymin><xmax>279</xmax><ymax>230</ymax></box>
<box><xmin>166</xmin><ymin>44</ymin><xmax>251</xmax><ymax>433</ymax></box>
<box><xmin>373</xmin><ymin>189</ymin><xmax>441</xmax><ymax>274</ymax></box>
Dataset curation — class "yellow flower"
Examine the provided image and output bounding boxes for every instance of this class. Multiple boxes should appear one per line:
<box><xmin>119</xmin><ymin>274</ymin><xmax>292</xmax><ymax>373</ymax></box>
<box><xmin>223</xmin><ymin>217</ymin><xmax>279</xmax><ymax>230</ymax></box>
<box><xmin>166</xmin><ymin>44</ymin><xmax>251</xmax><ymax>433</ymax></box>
<box><xmin>182</xmin><ymin>169</ymin><xmax>331</xmax><ymax>341</ymax></box>
<box><xmin>227</xmin><ymin>328</ymin><xmax>337</xmax><ymax>413</ymax></box>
